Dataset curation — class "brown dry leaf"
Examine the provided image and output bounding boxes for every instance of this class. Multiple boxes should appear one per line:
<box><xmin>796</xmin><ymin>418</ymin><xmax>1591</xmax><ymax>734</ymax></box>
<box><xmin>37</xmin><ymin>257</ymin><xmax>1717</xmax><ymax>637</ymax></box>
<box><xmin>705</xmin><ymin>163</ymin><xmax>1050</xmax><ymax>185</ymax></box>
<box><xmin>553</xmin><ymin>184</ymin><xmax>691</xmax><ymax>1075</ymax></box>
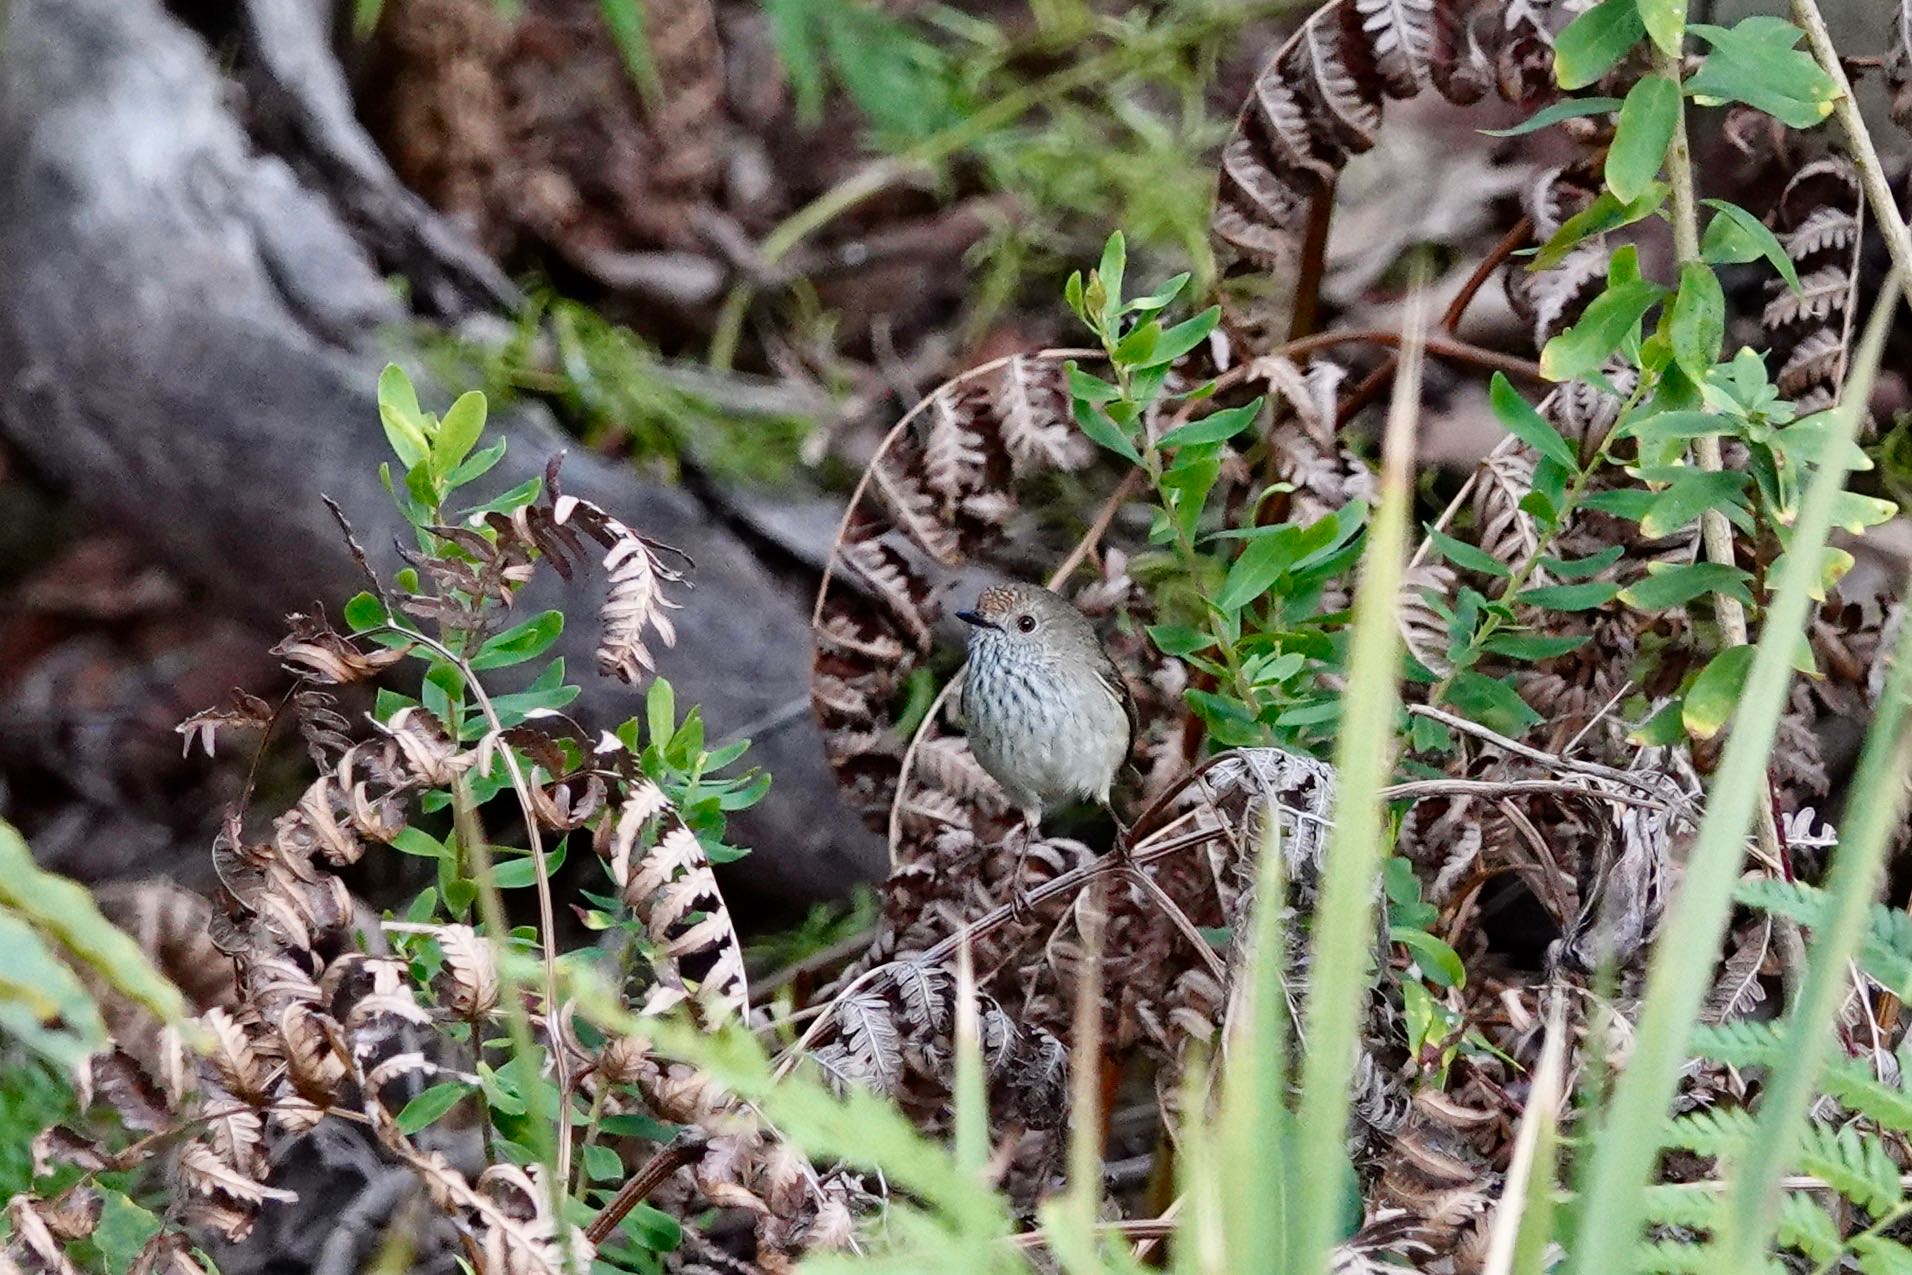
<box><xmin>175</xmin><ymin>689</ymin><xmax>274</xmax><ymax>758</ymax></box>
<box><xmin>433</xmin><ymin>924</ymin><xmax>501</xmax><ymax>1020</ymax></box>
<box><xmin>271</xmin><ymin>613</ymin><xmax>411</xmax><ymax>684</ymax></box>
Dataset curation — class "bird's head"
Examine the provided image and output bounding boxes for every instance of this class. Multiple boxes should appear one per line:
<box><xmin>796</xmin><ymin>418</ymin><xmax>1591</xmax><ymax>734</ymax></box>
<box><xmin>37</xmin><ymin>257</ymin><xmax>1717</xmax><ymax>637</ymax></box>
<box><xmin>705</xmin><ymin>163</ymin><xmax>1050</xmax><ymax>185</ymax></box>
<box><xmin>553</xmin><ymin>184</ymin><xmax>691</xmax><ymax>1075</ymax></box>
<box><xmin>956</xmin><ymin>583</ymin><xmax>1093</xmax><ymax>658</ymax></box>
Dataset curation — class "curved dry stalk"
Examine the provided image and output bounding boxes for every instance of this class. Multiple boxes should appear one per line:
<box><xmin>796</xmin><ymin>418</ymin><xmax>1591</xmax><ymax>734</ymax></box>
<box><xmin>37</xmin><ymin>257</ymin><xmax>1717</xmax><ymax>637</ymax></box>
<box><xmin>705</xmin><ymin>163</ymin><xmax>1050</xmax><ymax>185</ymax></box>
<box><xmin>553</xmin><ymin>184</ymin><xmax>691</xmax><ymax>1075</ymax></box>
<box><xmin>809</xmin><ymin>345</ymin><xmax>1100</xmax><ymax>630</ymax></box>
<box><xmin>371</xmin><ymin>626</ymin><xmax>577</xmax><ymax>1181</ymax></box>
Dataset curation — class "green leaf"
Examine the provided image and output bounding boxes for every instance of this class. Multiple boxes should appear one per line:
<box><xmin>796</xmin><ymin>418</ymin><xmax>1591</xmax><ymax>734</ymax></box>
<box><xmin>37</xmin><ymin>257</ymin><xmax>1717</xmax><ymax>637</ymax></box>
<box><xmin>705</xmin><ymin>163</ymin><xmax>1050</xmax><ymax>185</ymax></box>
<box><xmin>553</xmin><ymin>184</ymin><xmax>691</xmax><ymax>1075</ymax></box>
<box><xmin>1618</xmin><ymin>409</ymin><xmax>1733</xmax><ymax>447</ymax></box>
<box><xmin>646</xmin><ymin>677</ymin><xmax>677</xmax><ymax>749</ymax></box>
<box><xmin>493</xmin><ymin>839</ymin><xmax>568</xmax><ymax>889</ymax></box>
<box><xmin>433</xmin><ymin>391</ymin><xmax>488</xmax><ymax>480</ymax></box>
<box><xmin>391</xmin><ymin>826</ymin><xmax>451</xmax><ymax>860</ymax></box>
<box><xmin>1606</xmin><ymin>75</ymin><xmax>1679</xmax><ymax>202</ymax></box>
<box><xmin>1668</xmin><ymin>261</ymin><xmax>1726</xmax><ymax>383</ymax></box>
<box><xmin>1618</xmin><ymin>561</ymin><xmax>1755</xmax><ymax>610</ymax></box>
<box><xmin>1479</xmin><ymin>632</ymin><xmax>1591</xmax><ymax>660</ymax></box>
<box><xmin>396</xmin><ymin>1080</ymin><xmax>474</xmax><ymax>1133</ymax></box>
<box><xmin>1112</xmin><ymin>319</ymin><xmax>1160</xmax><ymax>365</ymax></box>
<box><xmin>1147</xmin><ymin>625</ymin><xmax>1216</xmax><ymax>658</ymax></box>
<box><xmin>585</xmin><ymin>1142</ymin><xmax>626</xmax><ymax>1183</ymax></box>
<box><xmin>1139</xmin><ymin>307</ymin><xmax>1221</xmax><ymax>368</ymax></box>
<box><xmin>1066</xmin><ymin>363</ymin><xmax>1120</xmax><ymax>404</ymax></box>
<box><xmin>1702</xmin><ymin>199</ymin><xmax>1803</xmax><ymax>293</ymax></box>
<box><xmin>1636</xmin><ymin>0</ymin><xmax>1683</xmax><ymax>55</ymax></box>
<box><xmin>1489</xmin><ymin>373</ymin><xmax>1580</xmax><ymax>470</ymax></box>
<box><xmin>1555</xmin><ymin>0</ymin><xmax>1645</xmax><ymax>90</ymax></box>
<box><xmin>1216</xmin><ymin>519</ymin><xmax>1341</xmax><ymax>614</ymax></box>
<box><xmin>1390</xmin><ymin>927</ymin><xmax>1466</xmax><ymax>989</ymax></box>
<box><xmin>459</xmin><ymin>475</ymin><xmax>543</xmax><ymax>521</ymax></box>
<box><xmin>1639</xmin><ymin>469</ymin><xmax>1749</xmax><ymax>538</ymax></box>
<box><xmin>1097</xmin><ymin>231</ymin><xmax>1127</xmax><ymax>318</ymax></box>
<box><xmin>1682</xmin><ymin>645</ymin><xmax>1755</xmax><ymax>739</ymax></box>
<box><xmin>1516</xmin><ymin>581</ymin><xmax>1621</xmax><ymax>611</ymax></box>
<box><xmin>1534</xmin><ymin>186</ymin><xmax>1667</xmax><ymax>269</ymax></box>
<box><xmin>469</xmin><ymin>660</ymin><xmax>581</xmax><ymax>738</ymax></box>
<box><xmin>470</xmin><ymin>611</ymin><xmax>564</xmax><ymax>671</ymax></box>
<box><xmin>1073</xmin><ymin>399</ymin><xmax>1141</xmax><ymax>464</ymax></box>
<box><xmin>1582</xmin><ymin>488</ymin><xmax>1658</xmax><ymax>520</ymax></box>
<box><xmin>1630</xmin><ymin>698</ymin><xmax>1686</xmax><ymax>746</ymax></box>
<box><xmin>1540</xmin><ymin>279</ymin><xmax>1664</xmax><ymax>382</ymax></box>
<box><xmin>1125</xmin><ymin>273</ymin><xmax>1191</xmax><ymax>315</ymax></box>
<box><xmin>1480</xmin><ymin>96</ymin><xmax>1624</xmax><ymax>137</ymax></box>
<box><xmin>1426</xmin><ymin>525</ymin><xmax>1512</xmax><ymax>578</ymax></box>
<box><xmin>598</xmin><ymin>0</ymin><xmax>661</xmax><ymax>103</ymax></box>
<box><xmin>343</xmin><ymin>590</ymin><xmax>389</xmax><ymax>633</ymax></box>
<box><xmin>1686</xmin><ymin>19</ymin><xmax>1840</xmax><ymax>129</ymax></box>
<box><xmin>380</xmin><ymin>415</ymin><xmax>431</xmax><ymax>476</ymax></box>
<box><xmin>0</xmin><ymin>824</ymin><xmax>189</xmax><ymax>1040</ymax></box>
<box><xmin>1539</xmin><ymin>544</ymin><xmax>1626</xmax><ymax>579</ymax></box>
<box><xmin>1830</xmin><ymin>491</ymin><xmax>1899</xmax><ymax>535</ymax></box>
<box><xmin>1448</xmin><ymin>670</ymin><xmax>1542</xmax><ymax>735</ymax></box>
<box><xmin>1159</xmin><ymin>396</ymin><xmax>1265</xmax><ymax>449</ymax></box>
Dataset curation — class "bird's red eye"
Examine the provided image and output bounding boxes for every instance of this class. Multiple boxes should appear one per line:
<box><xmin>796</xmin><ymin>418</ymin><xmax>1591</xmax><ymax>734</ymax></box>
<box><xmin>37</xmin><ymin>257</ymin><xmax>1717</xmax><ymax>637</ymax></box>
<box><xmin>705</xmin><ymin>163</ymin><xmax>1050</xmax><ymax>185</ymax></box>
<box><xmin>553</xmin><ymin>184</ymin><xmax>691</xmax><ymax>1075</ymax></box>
<box><xmin>1016</xmin><ymin>614</ymin><xmax>1036</xmax><ymax>633</ymax></box>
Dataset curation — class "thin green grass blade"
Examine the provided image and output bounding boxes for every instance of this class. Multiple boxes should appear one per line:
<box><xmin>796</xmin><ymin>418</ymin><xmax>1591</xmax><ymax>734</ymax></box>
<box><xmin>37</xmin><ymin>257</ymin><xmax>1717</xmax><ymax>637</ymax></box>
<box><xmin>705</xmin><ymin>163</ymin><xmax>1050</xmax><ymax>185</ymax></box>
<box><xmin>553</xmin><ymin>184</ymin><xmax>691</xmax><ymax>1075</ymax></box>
<box><xmin>1564</xmin><ymin>281</ymin><xmax>1901</xmax><ymax>1275</ymax></box>
<box><xmin>1484</xmin><ymin>999</ymin><xmax>1568</xmax><ymax>1275</ymax></box>
<box><xmin>1041</xmin><ymin>887</ymin><xmax>1108</xmax><ymax>1274</ymax></box>
<box><xmin>1292</xmin><ymin>300</ymin><xmax>1426</xmax><ymax>1272</ymax></box>
<box><xmin>953</xmin><ymin>932</ymin><xmax>988</xmax><ymax>1178</ymax></box>
<box><xmin>1714</xmin><ymin>284</ymin><xmax>1911</xmax><ymax>1267</ymax></box>
<box><xmin>1218</xmin><ymin>810</ymin><xmax>1293</xmax><ymax>1269</ymax></box>
<box><xmin>1175</xmin><ymin>1055</ymin><xmax>1226</xmax><ymax>1275</ymax></box>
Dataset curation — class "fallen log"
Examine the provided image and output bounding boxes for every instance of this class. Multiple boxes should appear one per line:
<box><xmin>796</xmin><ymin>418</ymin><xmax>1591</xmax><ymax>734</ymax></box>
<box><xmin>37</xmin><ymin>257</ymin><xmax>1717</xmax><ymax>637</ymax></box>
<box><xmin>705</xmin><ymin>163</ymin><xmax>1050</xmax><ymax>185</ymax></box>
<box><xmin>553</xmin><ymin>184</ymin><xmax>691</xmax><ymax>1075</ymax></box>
<box><xmin>0</xmin><ymin>0</ymin><xmax>882</xmax><ymax>904</ymax></box>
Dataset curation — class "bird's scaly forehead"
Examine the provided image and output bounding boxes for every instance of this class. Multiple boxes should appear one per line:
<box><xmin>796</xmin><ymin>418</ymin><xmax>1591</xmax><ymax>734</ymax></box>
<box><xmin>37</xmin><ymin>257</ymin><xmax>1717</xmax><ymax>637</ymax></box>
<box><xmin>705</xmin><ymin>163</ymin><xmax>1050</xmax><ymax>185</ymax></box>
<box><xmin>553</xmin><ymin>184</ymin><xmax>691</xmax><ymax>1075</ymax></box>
<box><xmin>976</xmin><ymin>584</ymin><xmax>1022</xmax><ymax>617</ymax></box>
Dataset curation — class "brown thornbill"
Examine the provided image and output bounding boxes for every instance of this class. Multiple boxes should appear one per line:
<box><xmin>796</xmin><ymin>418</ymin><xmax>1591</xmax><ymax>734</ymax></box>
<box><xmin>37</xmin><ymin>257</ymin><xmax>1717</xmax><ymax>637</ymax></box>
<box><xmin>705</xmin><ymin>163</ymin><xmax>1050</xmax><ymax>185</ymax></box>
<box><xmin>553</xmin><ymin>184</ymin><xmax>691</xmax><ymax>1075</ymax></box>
<box><xmin>955</xmin><ymin>582</ymin><xmax>1135</xmax><ymax>849</ymax></box>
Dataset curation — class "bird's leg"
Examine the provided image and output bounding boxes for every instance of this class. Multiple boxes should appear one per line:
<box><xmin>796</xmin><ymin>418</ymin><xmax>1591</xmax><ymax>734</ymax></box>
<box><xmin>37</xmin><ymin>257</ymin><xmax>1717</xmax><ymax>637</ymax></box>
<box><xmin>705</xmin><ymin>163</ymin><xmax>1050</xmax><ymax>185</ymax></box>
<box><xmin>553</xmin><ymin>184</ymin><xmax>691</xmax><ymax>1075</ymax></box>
<box><xmin>1007</xmin><ymin>809</ymin><xmax>1041</xmax><ymax>922</ymax></box>
<box><xmin>1103</xmin><ymin>799</ymin><xmax>1132</xmax><ymax>857</ymax></box>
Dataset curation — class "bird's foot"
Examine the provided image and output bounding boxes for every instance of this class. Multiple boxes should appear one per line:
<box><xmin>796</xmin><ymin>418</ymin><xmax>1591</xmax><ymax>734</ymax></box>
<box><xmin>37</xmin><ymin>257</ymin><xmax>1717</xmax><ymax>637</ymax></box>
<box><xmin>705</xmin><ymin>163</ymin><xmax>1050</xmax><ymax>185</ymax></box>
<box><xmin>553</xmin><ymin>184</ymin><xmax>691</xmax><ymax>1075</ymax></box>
<box><xmin>1005</xmin><ymin>816</ymin><xmax>1039</xmax><ymax>923</ymax></box>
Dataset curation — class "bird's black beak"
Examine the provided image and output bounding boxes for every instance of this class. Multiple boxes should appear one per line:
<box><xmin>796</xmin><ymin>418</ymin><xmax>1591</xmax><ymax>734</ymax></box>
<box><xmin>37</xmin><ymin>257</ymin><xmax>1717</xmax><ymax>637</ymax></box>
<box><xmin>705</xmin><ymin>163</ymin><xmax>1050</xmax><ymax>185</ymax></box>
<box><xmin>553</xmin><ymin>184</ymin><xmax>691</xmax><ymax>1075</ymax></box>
<box><xmin>956</xmin><ymin>610</ymin><xmax>999</xmax><ymax>631</ymax></box>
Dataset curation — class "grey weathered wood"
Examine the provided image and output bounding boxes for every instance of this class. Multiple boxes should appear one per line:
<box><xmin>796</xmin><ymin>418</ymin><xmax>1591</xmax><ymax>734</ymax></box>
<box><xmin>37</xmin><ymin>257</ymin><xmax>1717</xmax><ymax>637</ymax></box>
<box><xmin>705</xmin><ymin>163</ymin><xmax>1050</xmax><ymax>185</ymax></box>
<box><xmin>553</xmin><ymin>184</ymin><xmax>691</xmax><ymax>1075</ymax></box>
<box><xmin>0</xmin><ymin>0</ymin><xmax>881</xmax><ymax>902</ymax></box>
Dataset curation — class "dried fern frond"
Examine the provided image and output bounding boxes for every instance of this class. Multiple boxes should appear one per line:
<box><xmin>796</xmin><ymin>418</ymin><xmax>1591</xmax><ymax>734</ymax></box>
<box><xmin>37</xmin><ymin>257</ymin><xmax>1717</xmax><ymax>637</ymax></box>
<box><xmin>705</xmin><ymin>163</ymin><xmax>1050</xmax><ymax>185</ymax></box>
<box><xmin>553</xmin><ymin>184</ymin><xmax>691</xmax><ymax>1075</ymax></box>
<box><xmin>596</xmin><ymin>773</ymin><xmax>749</xmax><ymax>1023</ymax></box>
<box><xmin>1213</xmin><ymin>0</ymin><xmax>1560</xmax><ymax>274</ymax></box>
<box><xmin>1763</xmin><ymin>157</ymin><xmax>1864</xmax><ymax>413</ymax></box>
<box><xmin>175</xmin><ymin>689</ymin><xmax>274</xmax><ymax>759</ymax></box>
<box><xmin>271</xmin><ymin>612</ymin><xmax>411</xmax><ymax>685</ymax></box>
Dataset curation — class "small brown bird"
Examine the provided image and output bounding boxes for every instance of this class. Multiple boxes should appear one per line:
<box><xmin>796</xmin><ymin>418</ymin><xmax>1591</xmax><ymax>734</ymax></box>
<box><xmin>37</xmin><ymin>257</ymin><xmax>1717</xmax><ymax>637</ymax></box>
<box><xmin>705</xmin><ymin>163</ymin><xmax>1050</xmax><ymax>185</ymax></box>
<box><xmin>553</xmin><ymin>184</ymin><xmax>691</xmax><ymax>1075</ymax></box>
<box><xmin>955</xmin><ymin>582</ymin><xmax>1136</xmax><ymax>843</ymax></box>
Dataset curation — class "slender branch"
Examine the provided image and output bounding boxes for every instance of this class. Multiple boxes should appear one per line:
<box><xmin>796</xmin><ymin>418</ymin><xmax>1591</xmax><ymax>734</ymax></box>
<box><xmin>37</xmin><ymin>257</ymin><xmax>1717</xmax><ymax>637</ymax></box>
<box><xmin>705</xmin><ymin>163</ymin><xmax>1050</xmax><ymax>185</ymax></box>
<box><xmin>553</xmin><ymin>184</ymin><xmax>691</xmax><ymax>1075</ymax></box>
<box><xmin>1274</xmin><ymin>327</ymin><xmax>1545</xmax><ymax>384</ymax></box>
<box><xmin>584</xmin><ymin>1138</ymin><xmax>708</xmax><ymax>1245</ymax></box>
<box><xmin>1334</xmin><ymin>215</ymin><xmax>1536</xmax><ymax>424</ymax></box>
<box><xmin>370</xmin><ymin>627</ymin><xmax>575</xmax><ymax>1194</ymax></box>
<box><xmin>1791</xmin><ymin>0</ymin><xmax>1912</xmax><ymax>312</ymax></box>
<box><xmin>1653</xmin><ymin>39</ymin><xmax>1798</xmax><ymax>988</ymax></box>
<box><xmin>1287</xmin><ymin>174</ymin><xmax>1339</xmax><ymax>341</ymax></box>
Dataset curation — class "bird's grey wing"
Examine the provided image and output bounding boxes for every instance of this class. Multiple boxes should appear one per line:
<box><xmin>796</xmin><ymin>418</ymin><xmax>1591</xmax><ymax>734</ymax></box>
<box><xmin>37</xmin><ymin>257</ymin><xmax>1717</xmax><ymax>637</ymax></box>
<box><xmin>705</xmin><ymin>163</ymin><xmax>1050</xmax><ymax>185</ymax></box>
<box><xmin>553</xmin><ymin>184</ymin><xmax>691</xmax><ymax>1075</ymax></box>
<box><xmin>1096</xmin><ymin>655</ymin><xmax>1138</xmax><ymax>758</ymax></box>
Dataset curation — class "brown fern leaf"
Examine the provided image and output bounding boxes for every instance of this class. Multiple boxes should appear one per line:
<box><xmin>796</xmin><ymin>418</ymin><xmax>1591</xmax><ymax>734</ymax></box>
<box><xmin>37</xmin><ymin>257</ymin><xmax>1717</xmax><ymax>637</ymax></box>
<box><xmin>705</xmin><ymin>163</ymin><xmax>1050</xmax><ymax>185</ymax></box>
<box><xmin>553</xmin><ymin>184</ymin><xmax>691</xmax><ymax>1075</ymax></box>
<box><xmin>128</xmin><ymin>1231</ymin><xmax>216</xmax><ymax>1275</ymax></box>
<box><xmin>175</xmin><ymin>689</ymin><xmax>274</xmax><ymax>759</ymax></box>
<box><xmin>639</xmin><ymin>0</ymin><xmax>724</xmax><ymax>201</ymax></box>
<box><xmin>1401</xmin><ymin>562</ymin><xmax>1459</xmax><ymax>676</ymax></box>
<box><xmin>1506</xmin><ymin>163</ymin><xmax>1606</xmax><ymax>346</ymax></box>
<box><xmin>801</xmin><ymin>961</ymin><xmax>1068</xmax><ymax>1134</ymax></box>
<box><xmin>5</xmin><ymin>1192</ymin><xmax>94</xmax><ymax>1274</ymax></box>
<box><xmin>271</xmin><ymin>612</ymin><xmax>410</xmax><ymax>685</ymax></box>
<box><xmin>1214</xmin><ymin>0</ymin><xmax>1548</xmax><ymax>272</ymax></box>
<box><xmin>1761</xmin><ymin>157</ymin><xmax>1863</xmax><ymax>414</ymax></box>
<box><xmin>597</xmin><ymin>778</ymin><xmax>748</xmax><ymax>1023</ymax></box>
